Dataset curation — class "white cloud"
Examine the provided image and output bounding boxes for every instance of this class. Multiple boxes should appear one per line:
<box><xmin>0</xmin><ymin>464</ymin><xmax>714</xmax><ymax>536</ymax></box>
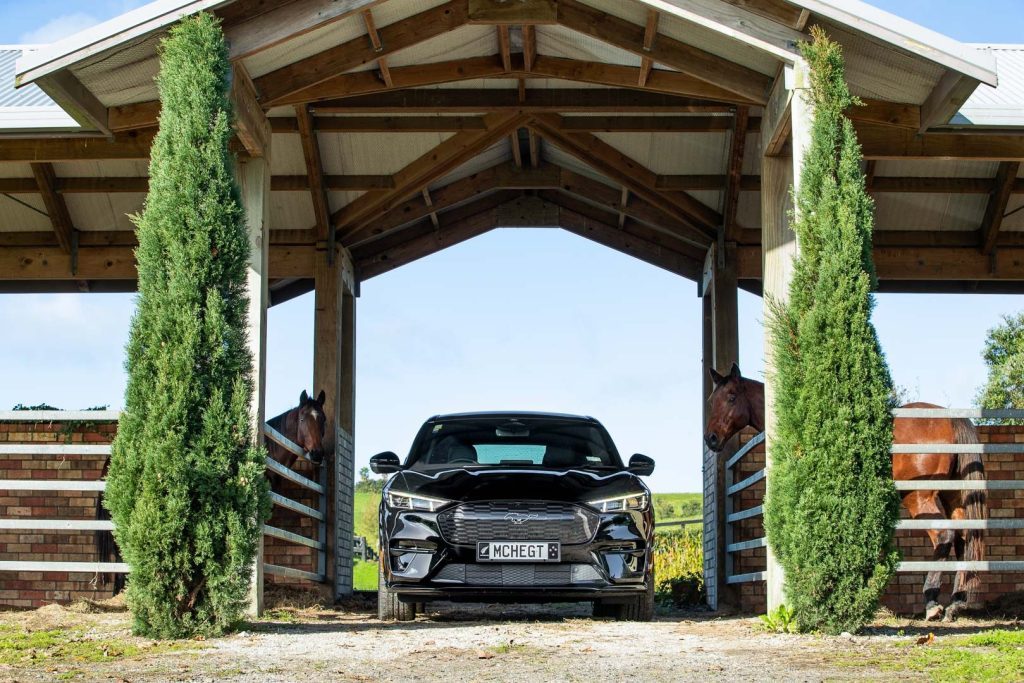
<box><xmin>19</xmin><ymin>13</ymin><xmax>99</xmax><ymax>45</ymax></box>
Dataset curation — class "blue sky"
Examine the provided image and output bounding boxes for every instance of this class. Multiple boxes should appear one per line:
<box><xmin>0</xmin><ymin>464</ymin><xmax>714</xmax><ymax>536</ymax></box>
<box><xmin>0</xmin><ymin>1</ymin><xmax>1021</xmax><ymax>493</ymax></box>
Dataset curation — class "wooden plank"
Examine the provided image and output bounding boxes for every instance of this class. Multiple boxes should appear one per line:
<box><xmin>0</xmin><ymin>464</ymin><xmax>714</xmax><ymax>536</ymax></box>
<box><xmin>498</xmin><ymin>26</ymin><xmax>512</xmax><ymax>72</ymax></box>
<box><xmin>720</xmin><ymin>0</ymin><xmax>804</xmax><ymax>29</ymax></box>
<box><xmin>761</xmin><ymin>64</ymin><xmax>792</xmax><ymax>157</ymax></box>
<box><xmin>295</xmin><ymin>105</ymin><xmax>332</xmax><ymax>241</ymax></box>
<box><xmin>263</xmin><ymin>524</ymin><xmax>325</xmax><ymax>550</ymax></box>
<box><xmin>332</xmin><ymin>110</ymin><xmax>530</xmax><ymax>231</ymax></box>
<box><xmin>254</xmin><ymin>0</ymin><xmax>470</xmax><ymax>106</ymax></box>
<box><xmin>311</xmin><ymin>88</ymin><xmax>735</xmax><ymax>113</ymax></box>
<box><xmin>0</xmin><ymin>410</ymin><xmax>119</xmax><ymax>421</ymax></box>
<box><xmin>727</xmin><ymin>537</ymin><xmax>766</xmax><ymax>553</ymax></box>
<box><xmin>895</xmin><ymin>480</ymin><xmax>1024</xmax><ymax>491</ymax></box>
<box><xmin>892</xmin><ymin>443</ymin><xmax>1024</xmax><ymax>454</ymax></box>
<box><xmin>638</xmin><ymin>10</ymin><xmax>659</xmax><ymax>88</ymax></box>
<box><xmin>272</xmin><ymin>175</ymin><xmax>394</xmax><ymax>191</ymax></box>
<box><xmin>263</xmin><ymin>423</ymin><xmax>307</xmax><ymax>460</ymax></box>
<box><xmin>899</xmin><ymin>519</ymin><xmax>1024</xmax><ymax>531</ymax></box>
<box><xmin>30</xmin><ymin>163</ymin><xmax>75</xmax><ymax>253</ymax></box>
<box><xmin>523</xmin><ymin>25</ymin><xmax>536</xmax><ymax>71</ymax></box>
<box><xmin>0</xmin><ymin>444</ymin><xmax>110</xmax><ymax>455</ymax></box>
<box><xmin>531</xmin><ymin>113</ymin><xmax>721</xmax><ymax>234</ymax></box>
<box><xmin>0</xmin><ymin>480</ymin><xmax>106</xmax><ymax>491</ymax></box>
<box><xmin>899</xmin><ymin>561</ymin><xmax>1024</xmax><ymax>572</ymax></box>
<box><xmin>726</xmin><ymin>504</ymin><xmax>763</xmax><ymax>523</ymax></box>
<box><xmin>468</xmin><ymin>0</ymin><xmax>558</xmax><ymax>23</ymax></box>
<box><xmin>265</xmin><ymin>456</ymin><xmax>325</xmax><ymax>494</ymax></box>
<box><xmin>107</xmin><ymin>101</ymin><xmax>161</xmax><ymax>131</ymax></box>
<box><xmin>271</xmin><ymin>491</ymin><xmax>324</xmax><ymax>520</ymax></box>
<box><xmin>263</xmin><ymin>563</ymin><xmax>325</xmax><ymax>582</ymax></box>
<box><xmin>893</xmin><ymin>408</ymin><xmax>1024</xmax><ymax>419</ymax></box>
<box><xmin>723</xmin><ymin>107</ymin><xmax>749</xmax><ymax>241</ymax></box>
<box><xmin>725</xmin><ymin>571</ymin><xmax>766</xmax><ymax>584</ymax></box>
<box><xmin>726</xmin><ymin>468</ymin><xmax>764</xmax><ymax>496</ymax></box>
<box><xmin>920</xmin><ymin>71</ymin><xmax>979</xmax><ymax>133</ymax></box>
<box><xmin>857</xmin><ymin>124</ymin><xmax>1024</xmax><ymax>160</ymax></box>
<box><xmin>724</xmin><ymin>431</ymin><xmax>765</xmax><ymax>469</ymax></box>
<box><xmin>980</xmin><ymin>162</ymin><xmax>1021</xmax><ymax>254</ymax></box>
<box><xmin>230</xmin><ymin>65</ymin><xmax>271</xmax><ymax>157</ymax></box>
<box><xmin>0</xmin><ymin>561</ymin><xmax>129</xmax><ymax>573</ymax></box>
<box><xmin>0</xmin><ymin>519</ymin><xmax>113</xmax><ymax>531</ymax></box>
<box><xmin>0</xmin><ymin>130</ymin><xmax>155</xmax><ymax>161</ymax></box>
<box><xmin>558</xmin><ymin>0</ymin><xmax>771</xmax><ymax>104</ymax></box>
<box><xmin>225</xmin><ymin>0</ymin><xmax>385</xmax><ymax>60</ymax></box>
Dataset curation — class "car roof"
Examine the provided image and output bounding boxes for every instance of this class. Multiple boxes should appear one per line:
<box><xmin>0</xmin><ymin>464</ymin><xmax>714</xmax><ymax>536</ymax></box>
<box><xmin>429</xmin><ymin>411</ymin><xmax>598</xmax><ymax>423</ymax></box>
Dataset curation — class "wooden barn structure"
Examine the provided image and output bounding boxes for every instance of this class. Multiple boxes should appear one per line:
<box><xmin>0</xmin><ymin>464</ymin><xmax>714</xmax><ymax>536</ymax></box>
<box><xmin>0</xmin><ymin>0</ymin><xmax>1022</xmax><ymax>612</ymax></box>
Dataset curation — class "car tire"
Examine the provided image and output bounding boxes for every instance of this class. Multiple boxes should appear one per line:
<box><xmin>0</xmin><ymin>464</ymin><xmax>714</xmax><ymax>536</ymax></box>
<box><xmin>594</xmin><ymin>573</ymin><xmax>655</xmax><ymax>622</ymax></box>
<box><xmin>377</xmin><ymin>561</ymin><xmax>416</xmax><ymax>622</ymax></box>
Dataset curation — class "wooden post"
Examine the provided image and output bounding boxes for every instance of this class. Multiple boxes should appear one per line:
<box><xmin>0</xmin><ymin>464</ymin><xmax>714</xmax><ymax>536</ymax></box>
<box><xmin>239</xmin><ymin>155</ymin><xmax>270</xmax><ymax>618</ymax></box>
<box><xmin>313</xmin><ymin>245</ymin><xmax>357</xmax><ymax>601</ymax></box>
<box><xmin>761</xmin><ymin>60</ymin><xmax>812</xmax><ymax>612</ymax></box>
<box><xmin>700</xmin><ymin>251</ymin><xmax>717</xmax><ymax>609</ymax></box>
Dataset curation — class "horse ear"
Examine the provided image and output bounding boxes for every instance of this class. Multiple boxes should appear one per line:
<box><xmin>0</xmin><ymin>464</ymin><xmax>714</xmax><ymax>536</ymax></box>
<box><xmin>316</xmin><ymin>390</ymin><xmax>326</xmax><ymax>406</ymax></box>
<box><xmin>709</xmin><ymin>368</ymin><xmax>725</xmax><ymax>386</ymax></box>
<box><xmin>729</xmin><ymin>363</ymin><xmax>741</xmax><ymax>380</ymax></box>
<box><xmin>300</xmin><ymin>390</ymin><xmax>309</xmax><ymax>404</ymax></box>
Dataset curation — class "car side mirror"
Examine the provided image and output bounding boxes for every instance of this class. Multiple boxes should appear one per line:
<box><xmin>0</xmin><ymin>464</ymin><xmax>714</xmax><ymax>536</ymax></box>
<box><xmin>370</xmin><ymin>451</ymin><xmax>402</xmax><ymax>474</ymax></box>
<box><xmin>628</xmin><ymin>454</ymin><xmax>655</xmax><ymax>476</ymax></box>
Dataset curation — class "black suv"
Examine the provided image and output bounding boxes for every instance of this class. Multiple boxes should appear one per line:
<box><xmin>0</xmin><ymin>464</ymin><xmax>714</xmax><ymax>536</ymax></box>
<box><xmin>370</xmin><ymin>411</ymin><xmax>656</xmax><ymax>622</ymax></box>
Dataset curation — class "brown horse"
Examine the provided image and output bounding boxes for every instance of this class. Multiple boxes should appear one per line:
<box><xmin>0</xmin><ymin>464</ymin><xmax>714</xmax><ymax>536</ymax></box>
<box><xmin>93</xmin><ymin>457</ymin><xmax>124</xmax><ymax>594</ymax></box>
<box><xmin>704</xmin><ymin>364</ymin><xmax>986</xmax><ymax>621</ymax></box>
<box><xmin>266</xmin><ymin>390</ymin><xmax>328</xmax><ymax>480</ymax></box>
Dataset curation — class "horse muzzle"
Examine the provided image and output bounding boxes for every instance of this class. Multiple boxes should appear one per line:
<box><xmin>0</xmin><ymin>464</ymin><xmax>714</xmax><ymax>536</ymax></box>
<box><xmin>308</xmin><ymin>449</ymin><xmax>325</xmax><ymax>466</ymax></box>
<box><xmin>704</xmin><ymin>433</ymin><xmax>722</xmax><ymax>452</ymax></box>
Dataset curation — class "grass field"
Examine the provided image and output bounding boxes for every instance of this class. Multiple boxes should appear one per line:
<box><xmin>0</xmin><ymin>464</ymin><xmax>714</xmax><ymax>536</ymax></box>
<box><xmin>350</xmin><ymin>490</ymin><xmax>703</xmax><ymax>591</ymax></box>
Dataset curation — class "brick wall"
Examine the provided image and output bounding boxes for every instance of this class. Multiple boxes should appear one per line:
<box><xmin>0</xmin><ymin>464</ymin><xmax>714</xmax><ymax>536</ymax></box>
<box><xmin>0</xmin><ymin>419</ymin><xmax>117</xmax><ymax>608</ymax></box>
<box><xmin>732</xmin><ymin>425</ymin><xmax>1024</xmax><ymax>616</ymax></box>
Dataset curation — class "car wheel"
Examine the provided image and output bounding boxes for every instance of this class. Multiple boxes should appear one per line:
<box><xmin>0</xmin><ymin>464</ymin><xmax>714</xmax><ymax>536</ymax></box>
<box><xmin>377</xmin><ymin>561</ymin><xmax>416</xmax><ymax>622</ymax></box>
<box><xmin>594</xmin><ymin>574</ymin><xmax>655</xmax><ymax>622</ymax></box>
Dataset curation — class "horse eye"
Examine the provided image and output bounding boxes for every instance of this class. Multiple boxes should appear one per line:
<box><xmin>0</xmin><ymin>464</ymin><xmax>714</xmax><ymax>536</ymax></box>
<box><xmin>727</xmin><ymin>395</ymin><xmax>737</xmax><ymax>404</ymax></box>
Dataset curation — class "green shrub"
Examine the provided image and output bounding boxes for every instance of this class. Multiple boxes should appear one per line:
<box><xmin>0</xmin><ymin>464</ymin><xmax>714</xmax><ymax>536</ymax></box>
<box><xmin>763</xmin><ymin>27</ymin><xmax>899</xmax><ymax>634</ymax></box>
<box><xmin>105</xmin><ymin>12</ymin><xmax>270</xmax><ymax>638</ymax></box>
<box><xmin>759</xmin><ymin>605</ymin><xmax>800</xmax><ymax>633</ymax></box>
<box><xmin>652</xmin><ymin>528</ymin><xmax>704</xmax><ymax>606</ymax></box>
<box><xmin>977</xmin><ymin>313</ymin><xmax>1024</xmax><ymax>424</ymax></box>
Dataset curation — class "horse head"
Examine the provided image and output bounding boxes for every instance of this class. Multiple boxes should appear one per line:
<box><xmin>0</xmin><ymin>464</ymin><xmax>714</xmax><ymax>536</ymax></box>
<box><xmin>704</xmin><ymin>363</ymin><xmax>763</xmax><ymax>452</ymax></box>
<box><xmin>296</xmin><ymin>389</ymin><xmax>327</xmax><ymax>465</ymax></box>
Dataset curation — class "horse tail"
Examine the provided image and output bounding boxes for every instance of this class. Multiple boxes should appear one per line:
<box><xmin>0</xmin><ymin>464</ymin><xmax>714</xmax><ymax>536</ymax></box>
<box><xmin>94</xmin><ymin>458</ymin><xmax>124</xmax><ymax>594</ymax></box>
<box><xmin>954</xmin><ymin>417</ymin><xmax>986</xmax><ymax>599</ymax></box>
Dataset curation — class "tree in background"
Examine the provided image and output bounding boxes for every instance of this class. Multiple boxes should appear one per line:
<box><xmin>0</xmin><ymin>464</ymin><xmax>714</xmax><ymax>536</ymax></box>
<box><xmin>977</xmin><ymin>313</ymin><xmax>1024</xmax><ymax>424</ymax></box>
<box><xmin>763</xmin><ymin>27</ymin><xmax>900</xmax><ymax>634</ymax></box>
<box><xmin>105</xmin><ymin>13</ymin><xmax>269</xmax><ymax>638</ymax></box>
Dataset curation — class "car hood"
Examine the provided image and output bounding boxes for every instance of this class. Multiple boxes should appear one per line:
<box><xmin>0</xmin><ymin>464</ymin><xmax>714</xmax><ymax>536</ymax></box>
<box><xmin>387</xmin><ymin>467</ymin><xmax>647</xmax><ymax>504</ymax></box>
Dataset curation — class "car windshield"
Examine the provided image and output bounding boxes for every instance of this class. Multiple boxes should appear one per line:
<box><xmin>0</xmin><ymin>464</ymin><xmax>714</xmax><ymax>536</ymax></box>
<box><xmin>406</xmin><ymin>416</ymin><xmax>623</xmax><ymax>472</ymax></box>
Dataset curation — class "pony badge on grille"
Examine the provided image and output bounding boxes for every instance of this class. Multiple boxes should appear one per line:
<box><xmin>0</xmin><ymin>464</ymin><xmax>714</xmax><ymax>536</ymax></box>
<box><xmin>504</xmin><ymin>511</ymin><xmax>539</xmax><ymax>526</ymax></box>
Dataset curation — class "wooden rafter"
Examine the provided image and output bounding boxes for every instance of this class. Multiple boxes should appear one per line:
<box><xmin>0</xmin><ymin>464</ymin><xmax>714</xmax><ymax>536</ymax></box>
<box><xmin>523</xmin><ymin>25</ymin><xmax>536</xmax><ymax>71</ymax></box>
<box><xmin>638</xmin><ymin>10</ymin><xmax>659</xmax><ymax>87</ymax></box>
<box><xmin>254</xmin><ymin>0</ymin><xmax>469</xmax><ymax>106</ymax></box>
<box><xmin>331</xmin><ymin>110</ymin><xmax>531</xmax><ymax>232</ymax></box>
<box><xmin>341</xmin><ymin>162</ymin><xmax>559</xmax><ymax>247</ymax></box>
<box><xmin>723</xmin><ymin>106</ymin><xmax>749</xmax><ymax>241</ymax></box>
<box><xmin>511</xmin><ymin>130</ymin><xmax>523</xmax><ymax>168</ymax></box>
<box><xmin>30</xmin><ymin>163</ymin><xmax>75</xmax><ymax>254</ymax></box>
<box><xmin>530</xmin><ymin>113</ymin><xmax>720</xmax><ymax>236</ymax></box>
<box><xmin>528</xmin><ymin>129</ymin><xmax>540</xmax><ymax>168</ymax></box>
<box><xmin>361</xmin><ymin>8</ymin><xmax>393</xmax><ymax>88</ymax></box>
<box><xmin>230</xmin><ymin>65</ymin><xmax>271</xmax><ymax>158</ymax></box>
<box><xmin>0</xmin><ymin>131</ymin><xmax>156</xmax><ymax>162</ymax></box>
<box><xmin>557</xmin><ymin>0</ymin><xmax>772</xmax><ymax>104</ymax></box>
<box><xmin>980</xmin><ymin>162</ymin><xmax>1022</xmax><ymax>255</ymax></box>
<box><xmin>294</xmin><ymin>104</ymin><xmax>331</xmax><ymax>242</ymax></box>
<box><xmin>497</xmin><ymin>26</ymin><xmax>512</xmax><ymax>72</ymax></box>
<box><xmin>618</xmin><ymin>187</ymin><xmax>629</xmax><ymax>228</ymax></box>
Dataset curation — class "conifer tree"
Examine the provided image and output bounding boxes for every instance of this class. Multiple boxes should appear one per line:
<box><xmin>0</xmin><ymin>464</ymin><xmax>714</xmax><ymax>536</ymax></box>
<box><xmin>105</xmin><ymin>12</ymin><xmax>270</xmax><ymax>638</ymax></box>
<box><xmin>763</xmin><ymin>27</ymin><xmax>900</xmax><ymax>634</ymax></box>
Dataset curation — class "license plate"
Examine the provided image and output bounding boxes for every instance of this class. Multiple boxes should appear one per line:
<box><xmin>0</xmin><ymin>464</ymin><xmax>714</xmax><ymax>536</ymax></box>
<box><xmin>477</xmin><ymin>541</ymin><xmax>560</xmax><ymax>562</ymax></box>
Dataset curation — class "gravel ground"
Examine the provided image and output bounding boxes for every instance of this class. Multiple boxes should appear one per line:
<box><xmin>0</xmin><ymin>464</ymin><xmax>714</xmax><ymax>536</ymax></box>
<box><xmin>0</xmin><ymin>599</ymin><xmax>1017</xmax><ymax>682</ymax></box>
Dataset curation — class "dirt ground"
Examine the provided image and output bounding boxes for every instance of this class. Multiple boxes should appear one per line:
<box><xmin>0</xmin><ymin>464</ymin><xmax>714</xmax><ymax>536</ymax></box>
<box><xmin>0</xmin><ymin>595</ymin><xmax>1020</xmax><ymax>682</ymax></box>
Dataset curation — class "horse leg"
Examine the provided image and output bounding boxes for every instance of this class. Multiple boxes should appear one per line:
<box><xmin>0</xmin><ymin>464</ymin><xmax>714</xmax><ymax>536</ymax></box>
<box><xmin>907</xmin><ymin>491</ymin><xmax>953</xmax><ymax>621</ymax></box>
<box><xmin>945</xmin><ymin>505</ymin><xmax>969</xmax><ymax>621</ymax></box>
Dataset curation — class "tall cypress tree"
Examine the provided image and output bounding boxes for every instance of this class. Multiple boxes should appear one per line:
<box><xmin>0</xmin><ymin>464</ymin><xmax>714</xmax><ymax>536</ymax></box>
<box><xmin>105</xmin><ymin>12</ymin><xmax>270</xmax><ymax>638</ymax></box>
<box><xmin>763</xmin><ymin>27</ymin><xmax>900</xmax><ymax>634</ymax></box>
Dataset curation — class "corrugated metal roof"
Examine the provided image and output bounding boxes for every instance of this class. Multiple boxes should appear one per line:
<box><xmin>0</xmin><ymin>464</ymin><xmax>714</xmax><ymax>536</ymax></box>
<box><xmin>953</xmin><ymin>46</ymin><xmax>1024</xmax><ymax>128</ymax></box>
<box><xmin>0</xmin><ymin>49</ymin><xmax>52</xmax><ymax>107</ymax></box>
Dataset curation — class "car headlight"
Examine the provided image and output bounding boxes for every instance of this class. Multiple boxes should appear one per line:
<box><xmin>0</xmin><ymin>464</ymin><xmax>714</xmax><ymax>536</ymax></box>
<box><xmin>588</xmin><ymin>493</ymin><xmax>649</xmax><ymax>512</ymax></box>
<box><xmin>386</xmin><ymin>490</ymin><xmax>451</xmax><ymax>512</ymax></box>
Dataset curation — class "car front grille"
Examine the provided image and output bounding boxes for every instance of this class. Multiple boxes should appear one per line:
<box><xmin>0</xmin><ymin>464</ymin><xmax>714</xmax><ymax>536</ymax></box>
<box><xmin>437</xmin><ymin>501</ymin><xmax>599</xmax><ymax>545</ymax></box>
<box><xmin>434</xmin><ymin>563</ymin><xmax>604</xmax><ymax>586</ymax></box>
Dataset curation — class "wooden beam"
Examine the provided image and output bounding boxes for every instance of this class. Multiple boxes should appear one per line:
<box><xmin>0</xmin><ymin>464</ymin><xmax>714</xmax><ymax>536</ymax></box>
<box><xmin>497</xmin><ymin>26</ymin><xmax>512</xmax><ymax>72</ymax></box>
<box><xmin>342</xmin><ymin>162</ymin><xmax>559</xmax><ymax>246</ymax></box>
<box><xmin>555</xmin><ymin>166</ymin><xmax>712</xmax><ymax>247</ymax></box>
<box><xmin>980</xmin><ymin>162</ymin><xmax>1022</xmax><ymax>255</ymax></box>
<box><xmin>920</xmin><ymin>71</ymin><xmax>979</xmax><ymax>133</ymax></box>
<box><xmin>30</xmin><ymin>163</ymin><xmax>75</xmax><ymax>253</ymax></box>
<box><xmin>558</xmin><ymin>0</ymin><xmax>772</xmax><ymax>104</ymax></box>
<box><xmin>272</xmin><ymin>175</ymin><xmax>395</xmax><ymax>191</ymax></box>
<box><xmin>332</xmin><ymin>110</ymin><xmax>531</xmax><ymax>231</ymax></box>
<box><xmin>510</xmin><ymin>130</ymin><xmax>523</xmax><ymax>168</ymax></box>
<box><xmin>531</xmin><ymin>113</ymin><xmax>720</xmax><ymax>235</ymax></box>
<box><xmin>223</xmin><ymin>0</ymin><xmax>385</xmax><ymax>60</ymax></box>
<box><xmin>720</xmin><ymin>0</ymin><xmax>806</xmax><ymax>29</ymax></box>
<box><xmin>361</xmin><ymin>8</ymin><xmax>394</xmax><ymax>89</ymax></box>
<box><xmin>528</xmin><ymin>128</ymin><xmax>540</xmax><ymax>168</ymax></box>
<box><xmin>723</xmin><ymin>106</ymin><xmax>749</xmax><ymax>241</ymax></box>
<box><xmin>761</xmin><ymin>64</ymin><xmax>793</xmax><ymax>157</ymax></box>
<box><xmin>468</xmin><ymin>0</ymin><xmax>558</xmax><ymax>23</ymax></box>
<box><xmin>638</xmin><ymin>10</ymin><xmax>659</xmax><ymax>88</ymax></box>
<box><xmin>231</xmin><ymin>65</ymin><xmax>271</xmax><ymax>158</ymax></box>
<box><xmin>34</xmin><ymin>71</ymin><xmax>111</xmax><ymax>136</ymax></box>
<box><xmin>523</xmin><ymin>25</ymin><xmax>536</xmax><ymax>71</ymax></box>
<box><xmin>295</xmin><ymin>104</ymin><xmax>332</xmax><ymax>242</ymax></box>
<box><xmin>254</xmin><ymin>0</ymin><xmax>469</xmax><ymax>106</ymax></box>
<box><xmin>0</xmin><ymin>130</ymin><xmax>155</xmax><ymax>162</ymax></box>
<box><xmin>311</xmin><ymin>88</ymin><xmax>735</xmax><ymax>113</ymax></box>
<box><xmin>857</xmin><ymin>124</ymin><xmax>1024</xmax><ymax>160</ymax></box>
